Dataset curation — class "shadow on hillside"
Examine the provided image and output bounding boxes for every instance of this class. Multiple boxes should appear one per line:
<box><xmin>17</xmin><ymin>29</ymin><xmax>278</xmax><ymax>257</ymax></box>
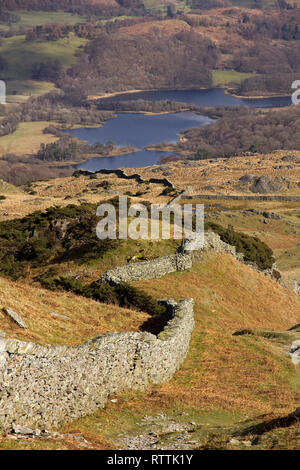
<box><xmin>139</xmin><ymin>311</ymin><xmax>173</xmax><ymax>336</ymax></box>
<box><xmin>235</xmin><ymin>408</ymin><xmax>300</xmax><ymax>437</ymax></box>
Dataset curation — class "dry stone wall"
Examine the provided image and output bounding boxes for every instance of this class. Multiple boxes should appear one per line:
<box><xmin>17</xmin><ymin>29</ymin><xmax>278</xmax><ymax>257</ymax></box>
<box><xmin>101</xmin><ymin>253</ymin><xmax>193</xmax><ymax>284</ymax></box>
<box><xmin>73</xmin><ymin>169</ymin><xmax>174</xmax><ymax>189</ymax></box>
<box><xmin>0</xmin><ymin>299</ymin><xmax>194</xmax><ymax>432</ymax></box>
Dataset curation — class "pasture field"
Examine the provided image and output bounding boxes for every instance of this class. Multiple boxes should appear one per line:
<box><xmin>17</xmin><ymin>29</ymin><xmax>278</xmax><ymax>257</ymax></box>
<box><xmin>212</xmin><ymin>70</ymin><xmax>253</xmax><ymax>86</ymax></box>
<box><xmin>5</xmin><ymin>80</ymin><xmax>57</xmax><ymax>103</ymax></box>
<box><xmin>143</xmin><ymin>0</ymin><xmax>191</xmax><ymax>14</ymax></box>
<box><xmin>0</xmin><ymin>35</ymin><xmax>87</xmax><ymax>80</ymax></box>
<box><xmin>0</xmin><ymin>10</ymin><xmax>86</xmax><ymax>30</ymax></box>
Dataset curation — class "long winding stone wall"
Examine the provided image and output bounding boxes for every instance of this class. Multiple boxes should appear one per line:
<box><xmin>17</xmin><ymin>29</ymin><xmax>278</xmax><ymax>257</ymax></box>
<box><xmin>73</xmin><ymin>169</ymin><xmax>174</xmax><ymax>188</ymax></box>
<box><xmin>0</xmin><ymin>299</ymin><xmax>194</xmax><ymax>432</ymax></box>
<box><xmin>100</xmin><ymin>232</ymin><xmax>242</xmax><ymax>286</ymax></box>
<box><xmin>0</xmin><ymin>232</ymin><xmax>248</xmax><ymax>433</ymax></box>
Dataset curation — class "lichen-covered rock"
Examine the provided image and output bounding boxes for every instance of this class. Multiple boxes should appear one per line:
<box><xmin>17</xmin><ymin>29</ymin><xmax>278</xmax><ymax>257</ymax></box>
<box><xmin>250</xmin><ymin>176</ymin><xmax>285</xmax><ymax>194</ymax></box>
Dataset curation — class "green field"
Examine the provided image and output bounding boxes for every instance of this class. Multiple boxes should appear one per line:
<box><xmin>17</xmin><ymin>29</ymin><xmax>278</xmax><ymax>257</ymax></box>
<box><xmin>0</xmin><ymin>121</ymin><xmax>58</xmax><ymax>156</ymax></box>
<box><xmin>212</xmin><ymin>70</ymin><xmax>254</xmax><ymax>87</ymax></box>
<box><xmin>0</xmin><ymin>35</ymin><xmax>87</xmax><ymax>80</ymax></box>
<box><xmin>0</xmin><ymin>11</ymin><xmax>86</xmax><ymax>31</ymax></box>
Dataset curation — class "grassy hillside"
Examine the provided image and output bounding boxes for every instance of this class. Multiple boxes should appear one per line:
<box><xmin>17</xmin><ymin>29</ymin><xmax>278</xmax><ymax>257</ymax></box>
<box><xmin>46</xmin><ymin>252</ymin><xmax>299</xmax><ymax>449</ymax></box>
<box><xmin>0</xmin><ymin>250</ymin><xmax>298</xmax><ymax>449</ymax></box>
<box><xmin>0</xmin><ymin>275</ymin><xmax>149</xmax><ymax>346</ymax></box>
<box><xmin>0</xmin><ymin>11</ymin><xmax>86</xmax><ymax>31</ymax></box>
<box><xmin>5</xmin><ymin>80</ymin><xmax>57</xmax><ymax>104</ymax></box>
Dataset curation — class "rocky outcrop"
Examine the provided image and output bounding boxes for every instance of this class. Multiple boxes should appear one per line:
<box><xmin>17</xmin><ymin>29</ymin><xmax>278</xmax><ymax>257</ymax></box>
<box><xmin>239</xmin><ymin>174</ymin><xmax>257</xmax><ymax>184</ymax></box>
<box><xmin>237</xmin><ymin>174</ymin><xmax>292</xmax><ymax>194</ymax></box>
<box><xmin>250</xmin><ymin>176</ymin><xmax>285</xmax><ymax>194</ymax></box>
<box><xmin>281</xmin><ymin>155</ymin><xmax>300</xmax><ymax>162</ymax></box>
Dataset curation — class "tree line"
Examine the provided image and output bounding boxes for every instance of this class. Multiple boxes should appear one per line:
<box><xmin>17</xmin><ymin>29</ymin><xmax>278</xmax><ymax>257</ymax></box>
<box><xmin>168</xmin><ymin>106</ymin><xmax>300</xmax><ymax>158</ymax></box>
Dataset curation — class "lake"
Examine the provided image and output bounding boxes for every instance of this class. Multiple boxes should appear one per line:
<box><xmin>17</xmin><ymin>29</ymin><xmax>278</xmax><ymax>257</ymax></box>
<box><xmin>69</xmin><ymin>88</ymin><xmax>291</xmax><ymax>172</ymax></box>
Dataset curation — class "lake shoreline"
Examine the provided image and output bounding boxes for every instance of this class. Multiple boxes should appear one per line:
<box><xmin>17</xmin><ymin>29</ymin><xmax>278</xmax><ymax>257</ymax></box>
<box><xmin>67</xmin><ymin>90</ymin><xmax>290</xmax><ymax>172</ymax></box>
<box><xmin>87</xmin><ymin>86</ymin><xmax>213</xmax><ymax>102</ymax></box>
<box><xmin>89</xmin><ymin>86</ymin><xmax>292</xmax><ymax>102</ymax></box>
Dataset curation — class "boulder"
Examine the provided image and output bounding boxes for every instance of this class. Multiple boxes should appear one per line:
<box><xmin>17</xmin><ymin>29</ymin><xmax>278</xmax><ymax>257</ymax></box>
<box><xmin>290</xmin><ymin>340</ymin><xmax>300</xmax><ymax>354</ymax></box>
<box><xmin>3</xmin><ymin>307</ymin><xmax>28</xmax><ymax>329</ymax></box>
<box><xmin>239</xmin><ymin>174</ymin><xmax>257</xmax><ymax>183</ymax></box>
<box><xmin>50</xmin><ymin>312</ymin><xmax>71</xmax><ymax>321</ymax></box>
<box><xmin>12</xmin><ymin>424</ymin><xmax>36</xmax><ymax>436</ymax></box>
<box><xmin>262</xmin><ymin>211</ymin><xmax>281</xmax><ymax>220</ymax></box>
<box><xmin>250</xmin><ymin>176</ymin><xmax>284</xmax><ymax>194</ymax></box>
<box><xmin>281</xmin><ymin>155</ymin><xmax>300</xmax><ymax>162</ymax></box>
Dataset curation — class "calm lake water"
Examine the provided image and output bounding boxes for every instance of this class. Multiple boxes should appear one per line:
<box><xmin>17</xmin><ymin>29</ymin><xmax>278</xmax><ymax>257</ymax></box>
<box><xmin>70</xmin><ymin>88</ymin><xmax>291</xmax><ymax>172</ymax></box>
<box><xmin>98</xmin><ymin>87</ymin><xmax>291</xmax><ymax>108</ymax></box>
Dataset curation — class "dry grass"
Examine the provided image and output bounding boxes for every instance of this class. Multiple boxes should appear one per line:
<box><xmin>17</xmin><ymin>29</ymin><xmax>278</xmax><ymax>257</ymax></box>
<box><xmin>0</xmin><ymin>276</ymin><xmax>149</xmax><ymax>346</ymax></box>
<box><xmin>55</xmin><ymin>252</ymin><xmax>300</xmax><ymax>450</ymax></box>
<box><xmin>0</xmin><ymin>172</ymin><xmax>170</xmax><ymax>221</ymax></box>
<box><xmin>2</xmin><ymin>149</ymin><xmax>299</xmax><ymax>220</ymax></box>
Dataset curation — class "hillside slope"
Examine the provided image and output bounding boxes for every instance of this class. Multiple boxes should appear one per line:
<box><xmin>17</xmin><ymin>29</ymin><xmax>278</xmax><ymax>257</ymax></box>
<box><xmin>2</xmin><ymin>250</ymin><xmax>297</xmax><ymax>450</ymax></box>
<box><xmin>0</xmin><ymin>276</ymin><xmax>149</xmax><ymax>346</ymax></box>
<box><xmin>134</xmin><ymin>252</ymin><xmax>300</xmax><ymax>413</ymax></box>
<box><xmin>54</xmin><ymin>252</ymin><xmax>299</xmax><ymax>450</ymax></box>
